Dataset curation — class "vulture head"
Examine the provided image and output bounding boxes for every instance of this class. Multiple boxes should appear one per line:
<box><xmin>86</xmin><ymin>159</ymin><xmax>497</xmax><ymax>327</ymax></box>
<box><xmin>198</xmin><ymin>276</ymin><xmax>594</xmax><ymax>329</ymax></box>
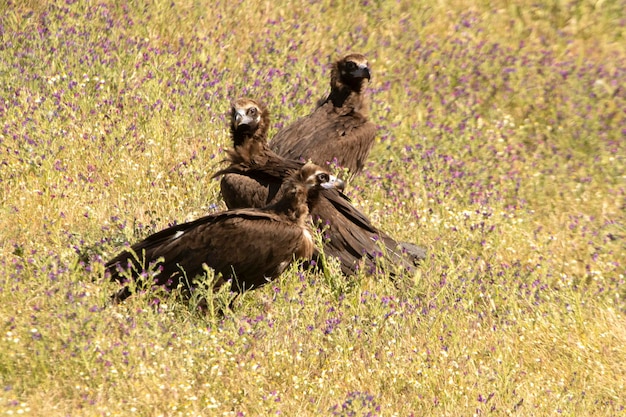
<box><xmin>299</xmin><ymin>162</ymin><xmax>344</xmax><ymax>192</ymax></box>
<box><xmin>280</xmin><ymin>162</ymin><xmax>344</xmax><ymax>222</ymax></box>
<box><xmin>229</xmin><ymin>97</ymin><xmax>269</xmax><ymax>146</ymax></box>
<box><xmin>333</xmin><ymin>53</ymin><xmax>371</xmax><ymax>92</ymax></box>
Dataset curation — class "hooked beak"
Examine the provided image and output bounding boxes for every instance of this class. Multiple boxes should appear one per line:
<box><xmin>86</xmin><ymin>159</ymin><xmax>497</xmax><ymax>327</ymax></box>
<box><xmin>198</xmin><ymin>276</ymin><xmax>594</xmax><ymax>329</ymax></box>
<box><xmin>352</xmin><ymin>66</ymin><xmax>371</xmax><ymax>81</ymax></box>
<box><xmin>233</xmin><ymin>110</ymin><xmax>254</xmax><ymax>129</ymax></box>
<box><xmin>321</xmin><ymin>174</ymin><xmax>345</xmax><ymax>191</ymax></box>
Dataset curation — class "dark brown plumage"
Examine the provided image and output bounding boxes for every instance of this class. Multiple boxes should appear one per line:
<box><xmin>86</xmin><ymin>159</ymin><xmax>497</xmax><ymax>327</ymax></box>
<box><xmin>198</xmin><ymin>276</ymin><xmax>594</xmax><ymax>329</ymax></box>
<box><xmin>106</xmin><ymin>162</ymin><xmax>338</xmax><ymax>302</ymax></box>
<box><xmin>269</xmin><ymin>53</ymin><xmax>376</xmax><ymax>179</ymax></box>
<box><xmin>216</xmin><ymin>98</ymin><xmax>426</xmax><ymax>277</ymax></box>
<box><xmin>220</xmin><ymin>97</ymin><xmax>302</xmax><ymax>209</ymax></box>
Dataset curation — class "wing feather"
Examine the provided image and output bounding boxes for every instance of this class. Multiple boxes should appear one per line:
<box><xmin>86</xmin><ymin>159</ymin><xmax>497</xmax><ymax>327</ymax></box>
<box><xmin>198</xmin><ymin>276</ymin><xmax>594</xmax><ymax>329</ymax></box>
<box><xmin>106</xmin><ymin>210</ymin><xmax>309</xmax><ymax>292</ymax></box>
<box><xmin>270</xmin><ymin>102</ymin><xmax>376</xmax><ymax>177</ymax></box>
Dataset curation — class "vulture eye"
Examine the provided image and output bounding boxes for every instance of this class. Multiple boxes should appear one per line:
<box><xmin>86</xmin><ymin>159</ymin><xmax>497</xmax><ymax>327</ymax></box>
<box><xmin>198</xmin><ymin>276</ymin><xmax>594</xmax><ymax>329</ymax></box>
<box><xmin>345</xmin><ymin>61</ymin><xmax>357</xmax><ymax>71</ymax></box>
<box><xmin>317</xmin><ymin>173</ymin><xmax>330</xmax><ymax>183</ymax></box>
<box><xmin>248</xmin><ymin>107</ymin><xmax>257</xmax><ymax>116</ymax></box>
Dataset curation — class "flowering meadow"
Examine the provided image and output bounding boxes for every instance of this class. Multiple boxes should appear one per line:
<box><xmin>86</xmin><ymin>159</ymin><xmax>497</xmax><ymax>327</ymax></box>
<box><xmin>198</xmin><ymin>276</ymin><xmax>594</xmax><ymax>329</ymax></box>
<box><xmin>1</xmin><ymin>0</ymin><xmax>625</xmax><ymax>415</ymax></box>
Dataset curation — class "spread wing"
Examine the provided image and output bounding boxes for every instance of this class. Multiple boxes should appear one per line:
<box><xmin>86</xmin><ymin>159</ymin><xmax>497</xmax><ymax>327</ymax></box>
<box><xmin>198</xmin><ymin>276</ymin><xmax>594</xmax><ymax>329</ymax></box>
<box><xmin>311</xmin><ymin>188</ymin><xmax>425</xmax><ymax>276</ymax></box>
<box><xmin>106</xmin><ymin>210</ymin><xmax>309</xmax><ymax>293</ymax></box>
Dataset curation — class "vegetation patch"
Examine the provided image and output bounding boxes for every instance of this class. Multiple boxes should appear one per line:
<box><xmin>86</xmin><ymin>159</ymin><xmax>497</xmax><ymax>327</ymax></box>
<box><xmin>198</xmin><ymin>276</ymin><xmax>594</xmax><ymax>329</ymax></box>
<box><xmin>0</xmin><ymin>0</ymin><xmax>624</xmax><ymax>415</ymax></box>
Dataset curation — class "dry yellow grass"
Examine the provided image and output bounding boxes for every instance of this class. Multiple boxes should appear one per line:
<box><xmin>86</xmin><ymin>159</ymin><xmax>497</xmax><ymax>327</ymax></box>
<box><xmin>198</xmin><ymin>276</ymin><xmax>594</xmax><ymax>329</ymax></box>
<box><xmin>0</xmin><ymin>0</ymin><xmax>624</xmax><ymax>415</ymax></box>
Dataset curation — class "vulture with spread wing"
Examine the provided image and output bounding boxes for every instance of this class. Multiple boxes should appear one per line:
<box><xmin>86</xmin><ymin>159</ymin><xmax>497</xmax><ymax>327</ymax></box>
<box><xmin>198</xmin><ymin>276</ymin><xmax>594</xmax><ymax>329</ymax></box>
<box><xmin>106</xmin><ymin>162</ymin><xmax>339</xmax><ymax>302</ymax></box>
<box><xmin>269</xmin><ymin>53</ymin><xmax>376</xmax><ymax>179</ymax></box>
<box><xmin>217</xmin><ymin>98</ymin><xmax>426</xmax><ymax>277</ymax></box>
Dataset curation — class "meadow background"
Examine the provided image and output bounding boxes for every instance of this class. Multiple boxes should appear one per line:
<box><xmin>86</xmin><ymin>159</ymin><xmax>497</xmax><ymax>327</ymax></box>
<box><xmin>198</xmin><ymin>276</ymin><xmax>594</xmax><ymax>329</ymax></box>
<box><xmin>1</xmin><ymin>0</ymin><xmax>625</xmax><ymax>415</ymax></box>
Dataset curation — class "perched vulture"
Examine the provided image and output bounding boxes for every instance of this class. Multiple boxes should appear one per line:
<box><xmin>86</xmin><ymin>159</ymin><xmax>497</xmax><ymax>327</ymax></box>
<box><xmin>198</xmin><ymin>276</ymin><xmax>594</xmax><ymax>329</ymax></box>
<box><xmin>105</xmin><ymin>162</ymin><xmax>340</xmax><ymax>302</ymax></box>
<box><xmin>269</xmin><ymin>53</ymin><xmax>376</xmax><ymax>179</ymax></box>
<box><xmin>216</xmin><ymin>98</ymin><xmax>426</xmax><ymax>277</ymax></box>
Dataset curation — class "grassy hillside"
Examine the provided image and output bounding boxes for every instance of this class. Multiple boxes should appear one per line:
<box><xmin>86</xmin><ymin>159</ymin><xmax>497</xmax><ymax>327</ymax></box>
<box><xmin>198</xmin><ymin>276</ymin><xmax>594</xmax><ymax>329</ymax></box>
<box><xmin>1</xmin><ymin>0</ymin><xmax>624</xmax><ymax>415</ymax></box>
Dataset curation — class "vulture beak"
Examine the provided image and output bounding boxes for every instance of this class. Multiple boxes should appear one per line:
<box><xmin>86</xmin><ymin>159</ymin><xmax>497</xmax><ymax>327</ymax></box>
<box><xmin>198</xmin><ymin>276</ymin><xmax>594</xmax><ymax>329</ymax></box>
<box><xmin>352</xmin><ymin>65</ymin><xmax>371</xmax><ymax>81</ymax></box>
<box><xmin>322</xmin><ymin>174</ymin><xmax>345</xmax><ymax>190</ymax></box>
<box><xmin>233</xmin><ymin>109</ymin><xmax>255</xmax><ymax>130</ymax></box>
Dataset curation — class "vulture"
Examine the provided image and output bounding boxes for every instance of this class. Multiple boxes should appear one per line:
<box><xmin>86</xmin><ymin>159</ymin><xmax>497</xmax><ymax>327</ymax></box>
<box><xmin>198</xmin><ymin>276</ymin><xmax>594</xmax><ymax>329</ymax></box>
<box><xmin>105</xmin><ymin>162</ymin><xmax>340</xmax><ymax>303</ymax></box>
<box><xmin>269</xmin><ymin>53</ymin><xmax>376</xmax><ymax>179</ymax></box>
<box><xmin>216</xmin><ymin>98</ymin><xmax>426</xmax><ymax>277</ymax></box>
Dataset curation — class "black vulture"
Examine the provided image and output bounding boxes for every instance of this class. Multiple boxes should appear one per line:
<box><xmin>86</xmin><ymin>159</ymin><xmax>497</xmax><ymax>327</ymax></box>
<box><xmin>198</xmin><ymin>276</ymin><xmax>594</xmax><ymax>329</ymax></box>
<box><xmin>105</xmin><ymin>162</ymin><xmax>340</xmax><ymax>302</ymax></box>
<box><xmin>216</xmin><ymin>98</ymin><xmax>426</xmax><ymax>277</ymax></box>
<box><xmin>269</xmin><ymin>53</ymin><xmax>376</xmax><ymax>179</ymax></box>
